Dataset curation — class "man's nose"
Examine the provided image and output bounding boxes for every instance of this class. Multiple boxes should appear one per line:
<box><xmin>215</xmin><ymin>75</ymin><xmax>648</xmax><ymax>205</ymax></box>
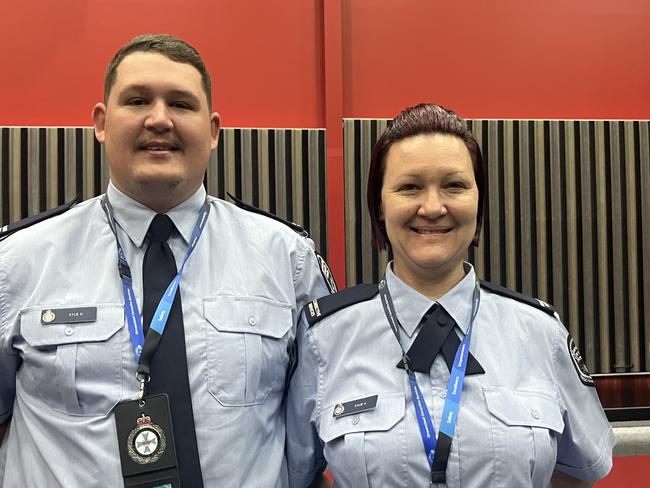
<box><xmin>144</xmin><ymin>101</ymin><xmax>173</xmax><ymax>131</ymax></box>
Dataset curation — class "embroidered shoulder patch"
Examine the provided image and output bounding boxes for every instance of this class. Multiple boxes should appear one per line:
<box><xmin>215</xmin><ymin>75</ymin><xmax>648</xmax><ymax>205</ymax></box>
<box><xmin>568</xmin><ymin>336</ymin><xmax>595</xmax><ymax>387</ymax></box>
<box><xmin>316</xmin><ymin>253</ymin><xmax>337</xmax><ymax>294</ymax></box>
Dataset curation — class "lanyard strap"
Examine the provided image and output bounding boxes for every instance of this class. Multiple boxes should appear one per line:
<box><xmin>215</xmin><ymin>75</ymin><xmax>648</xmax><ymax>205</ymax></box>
<box><xmin>378</xmin><ymin>276</ymin><xmax>480</xmax><ymax>482</ymax></box>
<box><xmin>101</xmin><ymin>196</ymin><xmax>210</xmax><ymax>395</ymax></box>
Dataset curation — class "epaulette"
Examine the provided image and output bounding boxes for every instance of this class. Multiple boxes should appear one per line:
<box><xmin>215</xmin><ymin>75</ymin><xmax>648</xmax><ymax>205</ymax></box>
<box><xmin>226</xmin><ymin>192</ymin><xmax>307</xmax><ymax>236</ymax></box>
<box><xmin>479</xmin><ymin>280</ymin><xmax>556</xmax><ymax>317</ymax></box>
<box><xmin>0</xmin><ymin>195</ymin><xmax>80</xmax><ymax>241</ymax></box>
<box><xmin>304</xmin><ymin>283</ymin><xmax>379</xmax><ymax>327</ymax></box>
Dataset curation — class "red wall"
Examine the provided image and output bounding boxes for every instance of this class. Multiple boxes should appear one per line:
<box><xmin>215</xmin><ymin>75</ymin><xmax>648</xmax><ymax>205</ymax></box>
<box><xmin>342</xmin><ymin>0</ymin><xmax>650</xmax><ymax>120</ymax></box>
<box><xmin>0</xmin><ymin>0</ymin><xmax>324</xmax><ymax>127</ymax></box>
<box><xmin>1</xmin><ymin>0</ymin><xmax>649</xmax><ymax>127</ymax></box>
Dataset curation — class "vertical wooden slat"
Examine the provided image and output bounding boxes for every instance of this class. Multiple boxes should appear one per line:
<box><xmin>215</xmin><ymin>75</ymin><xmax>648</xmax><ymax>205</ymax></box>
<box><xmin>241</xmin><ymin>129</ymin><xmax>253</xmax><ymax>204</ymax></box>
<box><xmin>344</xmin><ymin>119</ymin><xmax>358</xmax><ymax>285</ymax></box>
<box><xmin>487</xmin><ymin>120</ymin><xmax>501</xmax><ymax>284</ymax></box>
<box><xmin>534</xmin><ymin>121</ymin><xmax>548</xmax><ymax>301</ymax></box>
<box><xmin>27</xmin><ymin>128</ymin><xmax>40</xmax><ymax>216</ymax></box>
<box><xmin>307</xmin><ymin>131</ymin><xmax>321</xmax><ymax>244</ymax></box>
<box><xmin>609</xmin><ymin>122</ymin><xmax>628</xmax><ymax>372</ymax></box>
<box><xmin>624</xmin><ymin>121</ymin><xmax>640</xmax><ymax>371</ymax></box>
<box><xmin>360</xmin><ymin>120</ymin><xmax>373</xmax><ymax>283</ymax></box>
<box><xmin>259</xmin><ymin>130</ymin><xmax>270</xmax><ymax>211</ymax></box>
<box><xmin>577</xmin><ymin>121</ymin><xmax>598</xmax><ymax>370</ymax></box>
<box><xmin>549</xmin><ymin>121</ymin><xmax>565</xmax><ymax>316</ymax></box>
<box><xmin>518</xmin><ymin>121</ymin><xmax>533</xmax><ymax>296</ymax></box>
<box><xmin>564</xmin><ymin>122</ymin><xmax>580</xmax><ymax>343</ymax></box>
<box><xmin>46</xmin><ymin>129</ymin><xmax>59</xmax><ymax>208</ymax></box>
<box><xmin>638</xmin><ymin>122</ymin><xmax>650</xmax><ymax>370</ymax></box>
<box><xmin>82</xmin><ymin>129</ymin><xmax>96</xmax><ymax>201</ymax></box>
<box><xmin>291</xmin><ymin>131</ymin><xmax>304</xmax><ymax>227</ymax></box>
<box><xmin>503</xmin><ymin>121</ymin><xmax>517</xmax><ymax>289</ymax></box>
<box><xmin>9</xmin><ymin>129</ymin><xmax>21</xmax><ymax>224</ymax></box>
<box><xmin>594</xmin><ymin>121</ymin><xmax>611</xmax><ymax>372</ymax></box>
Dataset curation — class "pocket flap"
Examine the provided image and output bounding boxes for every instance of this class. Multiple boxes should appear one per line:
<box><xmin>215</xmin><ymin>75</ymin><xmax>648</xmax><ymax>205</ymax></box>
<box><xmin>319</xmin><ymin>392</ymin><xmax>405</xmax><ymax>443</ymax></box>
<box><xmin>20</xmin><ymin>304</ymin><xmax>124</xmax><ymax>347</ymax></box>
<box><xmin>204</xmin><ymin>296</ymin><xmax>293</xmax><ymax>339</ymax></box>
<box><xmin>484</xmin><ymin>387</ymin><xmax>564</xmax><ymax>433</ymax></box>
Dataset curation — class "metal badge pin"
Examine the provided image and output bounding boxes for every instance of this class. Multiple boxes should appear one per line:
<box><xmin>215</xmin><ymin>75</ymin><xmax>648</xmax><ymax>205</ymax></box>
<box><xmin>42</xmin><ymin>309</ymin><xmax>56</xmax><ymax>323</ymax></box>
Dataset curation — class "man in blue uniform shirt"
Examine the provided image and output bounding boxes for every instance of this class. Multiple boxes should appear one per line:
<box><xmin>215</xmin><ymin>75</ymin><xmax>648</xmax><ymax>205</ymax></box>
<box><xmin>0</xmin><ymin>34</ymin><xmax>331</xmax><ymax>487</ymax></box>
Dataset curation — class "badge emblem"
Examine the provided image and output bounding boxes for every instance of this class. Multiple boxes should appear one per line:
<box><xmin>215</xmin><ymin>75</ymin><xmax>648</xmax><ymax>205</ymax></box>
<box><xmin>127</xmin><ymin>414</ymin><xmax>167</xmax><ymax>464</ymax></box>
<box><xmin>333</xmin><ymin>404</ymin><xmax>345</xmax><ymax>416</ymax></box>
<box><xmin>568</xmin><ymin>336</ymin><xmax>595</xmax><ymax>387</ymax></box>
<box><xmin>41</xmin><ymin>309</ymin><xmax>56</xmax><ymax>324</ymax></box>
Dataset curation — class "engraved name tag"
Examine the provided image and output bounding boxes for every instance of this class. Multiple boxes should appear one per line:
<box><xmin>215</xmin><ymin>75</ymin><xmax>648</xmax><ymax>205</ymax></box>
<box><xmin>41</xmin><ymin>307</ymin><xmax>98</xmax><ymax>325</ymax></box>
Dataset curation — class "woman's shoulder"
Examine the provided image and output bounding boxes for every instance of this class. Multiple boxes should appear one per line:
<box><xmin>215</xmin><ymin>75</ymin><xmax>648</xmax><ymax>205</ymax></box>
<box><xmin>303</xmin><ymin>283</ymin><xmax>379</xmax><ymax>328</ymax></box>
<box><xmin>478</xmin><ymin>279</ymin><xmax>557</xmax><ymax>318</ymax></box>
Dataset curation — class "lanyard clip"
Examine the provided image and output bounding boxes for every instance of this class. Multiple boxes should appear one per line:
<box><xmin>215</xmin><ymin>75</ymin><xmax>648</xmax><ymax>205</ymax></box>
<box><xmin>136</xmin><ymin>372</ymin><xmax>150</xmax><ymax>400</ymax></box>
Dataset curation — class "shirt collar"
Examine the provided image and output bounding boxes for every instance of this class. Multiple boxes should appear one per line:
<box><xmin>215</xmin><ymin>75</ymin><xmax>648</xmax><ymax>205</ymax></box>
<box><xmin>106</xmin><ymin>182</ymin><xmax>207</xmax><ymax>248</ymax></box>
<box><xmin>385</xmin><ymin>262</ymin><xmax>477</xmax><ymax>337</ymax></box>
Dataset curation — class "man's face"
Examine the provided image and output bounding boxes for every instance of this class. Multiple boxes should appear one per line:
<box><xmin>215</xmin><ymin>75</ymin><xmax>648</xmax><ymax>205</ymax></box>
<box><xmin>93</xmin><ymin>51</ymin><xmax>220</xmax><ymax>212</ymax></box>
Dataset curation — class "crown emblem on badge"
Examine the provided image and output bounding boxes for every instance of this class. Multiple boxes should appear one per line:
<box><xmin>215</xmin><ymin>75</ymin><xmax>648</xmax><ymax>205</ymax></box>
<box><xmin>334</xmin><ymin>403</ymin><xmax>345</xmax><ymax>416</ymax></box>
<box><xmin>41</xmin><ymin>310</ymin><xmax>56</xmax><ymax>323</ymax></box>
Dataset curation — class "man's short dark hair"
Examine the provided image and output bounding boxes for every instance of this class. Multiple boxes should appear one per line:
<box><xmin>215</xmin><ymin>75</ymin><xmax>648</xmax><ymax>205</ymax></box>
<box><xmin>367</xmin><ymin>103</ymin><xmax>486</xmax><ymax>250</ymax></box>
<box><xmin>104</xmin><ymin>33</ymin><xmax>212</xmax><ymax>109</ymax></box>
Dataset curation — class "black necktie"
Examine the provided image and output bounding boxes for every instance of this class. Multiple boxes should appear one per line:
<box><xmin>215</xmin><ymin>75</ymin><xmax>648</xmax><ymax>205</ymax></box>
<box><xmin>143</xmin><ymin>214</ymin><xmax>204</xmax><ymax>487</ymax></box>
<box><xmin>397</xmin><ymin>304</ymin><xmax>484</xmax><ymax>375</ymax></box>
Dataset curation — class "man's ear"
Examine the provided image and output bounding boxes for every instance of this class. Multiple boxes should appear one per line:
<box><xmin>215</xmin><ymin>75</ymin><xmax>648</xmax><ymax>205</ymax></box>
<box><xmin>92</xmin><ymin>103</ymin><xmax>107</xmax><ymax>144</ymax></box>
<box><xmin>210</xmin><ymin>112</ymin><xmax>221</xmax><ymax>150</ymax></box>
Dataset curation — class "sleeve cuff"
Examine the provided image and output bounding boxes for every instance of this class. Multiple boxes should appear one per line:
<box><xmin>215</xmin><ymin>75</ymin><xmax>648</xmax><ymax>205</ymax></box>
<box><xmin>555</xmin><ymin>427</ymin><xmax>615</xmax><ymax>481</ymax></box>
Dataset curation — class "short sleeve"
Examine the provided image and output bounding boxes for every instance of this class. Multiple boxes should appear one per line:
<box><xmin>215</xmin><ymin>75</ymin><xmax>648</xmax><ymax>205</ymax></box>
<box><xmin>285</xmin><ymin>311</ymin><xmax>326</xmax><ymax>487</ymax></box>
<box><xmin>553</xmin><ymin>321</ymin><xmax>614</xmax><ymax>481</ymax></box>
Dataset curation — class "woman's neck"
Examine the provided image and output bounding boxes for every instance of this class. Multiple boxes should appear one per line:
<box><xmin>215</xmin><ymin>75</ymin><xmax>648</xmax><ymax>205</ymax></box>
<box><xmin>392</xmin><ymin>262</ymin><xmax>466</xmax><ymax>301</ymax></box>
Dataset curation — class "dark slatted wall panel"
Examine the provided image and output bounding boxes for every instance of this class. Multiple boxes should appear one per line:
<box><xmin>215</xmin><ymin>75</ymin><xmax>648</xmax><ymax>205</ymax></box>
<box><xmin>0</xmin><ymin>127</ymin><xmax>328</xmax><ymax>257</ymax></box>
<box><xmin>344</xmin><ymin>119</ymin><xmax>650</xmax><ymax>374</ymax></box>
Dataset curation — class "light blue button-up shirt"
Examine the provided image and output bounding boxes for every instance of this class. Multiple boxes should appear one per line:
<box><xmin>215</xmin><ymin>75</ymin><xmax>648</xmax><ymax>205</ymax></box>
<box><xmin>0</xmin><ymin>183</ymin><xmax>330</xmax><ymax>487</ymax></box>
<box><xmin>287</xmin><ymin>263</ymin><xmax>614</xmax><ymax>487</ymax></box>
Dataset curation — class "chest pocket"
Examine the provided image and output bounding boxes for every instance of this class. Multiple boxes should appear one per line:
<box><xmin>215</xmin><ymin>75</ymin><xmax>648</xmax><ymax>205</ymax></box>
<box><xmin>19</xmin><ymin>304</ymin><xmax>125</xmax><ymax>416</ymax></box>
<box><xmin>204</xmin><ymin>296</ymin><xmax>293</xmax><ymax>406</ymax></box>
<box><xmin>318</xmin><ymin>392</ymin><xmax>406</xmax><ymax>488</ymax></box>
<box><xmin>484</xmin><ymin>388</ymin><xmax>565</xmax><ymax>487</ymax></box>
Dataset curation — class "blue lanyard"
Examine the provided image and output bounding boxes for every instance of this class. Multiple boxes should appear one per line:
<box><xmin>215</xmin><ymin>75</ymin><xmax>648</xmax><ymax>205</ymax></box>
<box><xmin>378</xmin><ymin>276</ymin><xmax>480</xmax><ymax>471</ymax></box>
<box><xmin>101</xmin><ymin>196</ymin><xmax>210</xmax><ymax>374</ymax></box>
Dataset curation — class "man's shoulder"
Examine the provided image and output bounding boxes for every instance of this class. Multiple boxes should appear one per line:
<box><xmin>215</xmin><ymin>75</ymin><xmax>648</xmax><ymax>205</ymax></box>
<box><xmin>209</xmin><ymin>195</ymin><xmax>311</xmax><ymax>245</ymax></box>
<box><xmin>0</xmin><ymin>196</ymin><xmax>102</xmax><ymax>250</ymax></box>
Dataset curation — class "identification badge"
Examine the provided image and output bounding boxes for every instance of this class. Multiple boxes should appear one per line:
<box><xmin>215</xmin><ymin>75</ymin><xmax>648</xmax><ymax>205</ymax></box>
<box><xmin>333</xmin><ymin>394</ymin><xmax>378</xmax><ymax>417</ymax></box>
<box><xmin>114</xmin><ymin>394</ymin><xmax>181</xmax><ymax>487</ymax></box>
<box><xmin>40</xmin><ymin>306</ymin><xmax>97</xmax><ymax>325</ymax></box>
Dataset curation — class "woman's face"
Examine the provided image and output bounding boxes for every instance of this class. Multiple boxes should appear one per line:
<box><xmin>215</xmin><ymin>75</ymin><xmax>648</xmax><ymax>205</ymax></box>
<box><xmin>380</xmin><ymin>133</ymin><xmax>479</xmax><ymax>287</ymax></box>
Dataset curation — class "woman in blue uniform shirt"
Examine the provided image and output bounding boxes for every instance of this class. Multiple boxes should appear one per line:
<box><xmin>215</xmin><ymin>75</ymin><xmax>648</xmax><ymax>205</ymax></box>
<box><xmin>286</xmin><ymin>104</ymin><xmax>614</xmax><ymax>487</ymax></box>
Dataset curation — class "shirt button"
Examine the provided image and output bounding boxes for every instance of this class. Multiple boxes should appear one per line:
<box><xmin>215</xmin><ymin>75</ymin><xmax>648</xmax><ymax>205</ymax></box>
<box><xmin>64</xmin><ymin>327</ymin><xmax>74</xmax><ymax>336</ymax></box>
<box><xmin>248</xmin><ymin>316</ymin><xmax>257</xmax><ymax>326</ymax></box>
<box><xmin>531</xmin><ymin>409</ymin><xmax>540</xmax><ymax>420</ymax></box>
<box><xmin>440</xmin><ymin>391</ymin><xmax>447</xmax><ymax>399</ymax></box>
<box><xmin>352</xmin><ymin>415</ymin><xmax>359</xmax><ymax>425</ymax></box>
<box><xmin>437</xmin><ymin>316</ymin><xmax>448</xmax><ymax>327</ymax></box>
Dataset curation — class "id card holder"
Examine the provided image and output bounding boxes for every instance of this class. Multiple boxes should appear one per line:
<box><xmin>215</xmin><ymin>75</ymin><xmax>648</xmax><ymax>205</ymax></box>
<box><xmin>114</xmin><ymin>393</ymin><xmax>181</xmax><ymax>488</ymax></box>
